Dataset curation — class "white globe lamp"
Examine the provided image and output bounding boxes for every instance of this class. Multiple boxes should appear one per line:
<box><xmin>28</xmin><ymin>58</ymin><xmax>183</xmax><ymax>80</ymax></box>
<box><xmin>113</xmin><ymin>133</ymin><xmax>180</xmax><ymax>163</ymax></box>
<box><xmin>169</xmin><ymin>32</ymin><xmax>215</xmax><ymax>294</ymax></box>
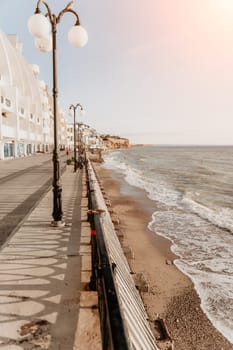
<box><xmin>28</xmin><ymin>13</ymin><xmax>51</xmax><ymax>39</ymax></box>
<box><xmin>68</xmin><ymin>25</ymin><xmax>88</xmax><ymax>48</ymax></box>
<box><xmin>35</xmin><ymin>36</ymin><xmax>52</xmax><ymax>52</ymax></box>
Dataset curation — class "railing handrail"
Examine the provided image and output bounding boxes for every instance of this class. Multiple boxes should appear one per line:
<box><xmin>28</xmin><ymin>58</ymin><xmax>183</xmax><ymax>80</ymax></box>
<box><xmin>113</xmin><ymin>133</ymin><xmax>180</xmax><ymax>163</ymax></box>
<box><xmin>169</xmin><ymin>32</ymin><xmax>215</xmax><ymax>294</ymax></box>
<box><xmin>86</xmin><ymin>159</ymin><xmax>159</xmax><ymax>350</ymax></box>
<box><xmin>87</xmin><ymin>161</ymin><xmax>130</xmax><ymax>350</ymax></box>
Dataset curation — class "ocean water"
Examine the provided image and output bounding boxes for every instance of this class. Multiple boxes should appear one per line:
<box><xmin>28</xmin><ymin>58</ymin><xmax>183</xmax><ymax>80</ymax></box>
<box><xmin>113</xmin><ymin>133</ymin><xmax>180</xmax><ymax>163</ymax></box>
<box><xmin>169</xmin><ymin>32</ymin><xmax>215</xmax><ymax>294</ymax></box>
<box><xmin>103</xmin><ymin>145</ymin><xmax>233</xmax><ymax>344</ymax></box>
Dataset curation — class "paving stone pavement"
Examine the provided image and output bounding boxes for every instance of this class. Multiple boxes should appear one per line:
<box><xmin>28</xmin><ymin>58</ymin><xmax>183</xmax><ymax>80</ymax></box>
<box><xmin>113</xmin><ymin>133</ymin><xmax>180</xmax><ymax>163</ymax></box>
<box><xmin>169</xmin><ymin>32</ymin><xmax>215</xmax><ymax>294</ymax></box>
<box><xmin>0</xmin><ymin>166</ymin><xmax>101</xmax><ymax>350</ymax></box>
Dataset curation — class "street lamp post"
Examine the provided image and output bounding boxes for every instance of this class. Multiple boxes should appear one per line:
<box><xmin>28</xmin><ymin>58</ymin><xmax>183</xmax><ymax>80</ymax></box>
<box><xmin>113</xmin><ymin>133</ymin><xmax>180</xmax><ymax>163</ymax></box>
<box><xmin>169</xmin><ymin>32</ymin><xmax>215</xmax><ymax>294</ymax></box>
<box><xmin>78</xmin><ymin>122</ymin><xmax>85</xmax><ymax>161</ymax></box>
<box><xmin>69</xmin><ymin>103</ymin><xmax>84</xmax><ymax>172</ymax></box>
<box><xmin>77</xmin><ymin>122</ymin><xmax>82</xmax><ymax>167</ymax></box>
<box><xmin>28</xmin><ymin>0</ymin><xmax>88</xmax><ymax>226</ymax></box>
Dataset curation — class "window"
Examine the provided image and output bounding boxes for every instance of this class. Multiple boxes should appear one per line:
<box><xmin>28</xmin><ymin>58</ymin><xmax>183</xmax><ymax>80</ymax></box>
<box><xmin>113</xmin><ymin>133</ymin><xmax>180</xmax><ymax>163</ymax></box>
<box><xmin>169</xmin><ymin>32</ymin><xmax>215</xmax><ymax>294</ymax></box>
<box><xmin>5</xmin><ymin>98</ymin><xmax>11</xmax><ymax>107</ymax></box>
<box><xmin>4</xmin><ymin>143</ymin><xmax>14</xmax><ymax>158</ymax></box>
<box><xmin>17</xmin><ymin>144</ymin><xmax>24</xmax><ymax>157</ymax></box>
<box><xmin>26</xmin><ymin>144</ymin><xmax>32</xmax><ymax>155</ymax></box>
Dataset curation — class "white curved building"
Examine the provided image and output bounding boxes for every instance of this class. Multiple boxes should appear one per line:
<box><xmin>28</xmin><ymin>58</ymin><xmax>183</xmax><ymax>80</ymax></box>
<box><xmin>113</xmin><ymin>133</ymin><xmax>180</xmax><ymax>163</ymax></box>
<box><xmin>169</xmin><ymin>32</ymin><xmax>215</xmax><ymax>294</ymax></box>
<box><xmin>0</xmin><ymin>32</ymin><xmax>64</xmax><ymax>159</ymax></box>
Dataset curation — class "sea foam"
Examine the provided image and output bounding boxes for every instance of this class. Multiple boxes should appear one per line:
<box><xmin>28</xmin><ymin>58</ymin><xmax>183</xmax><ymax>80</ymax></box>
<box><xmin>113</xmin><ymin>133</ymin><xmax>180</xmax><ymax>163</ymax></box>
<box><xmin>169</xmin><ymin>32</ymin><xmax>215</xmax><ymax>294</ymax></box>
<box><xmin>103</xmin><ymin>148</ymin><xmax>233</xmax><ymax>343</ymax></box>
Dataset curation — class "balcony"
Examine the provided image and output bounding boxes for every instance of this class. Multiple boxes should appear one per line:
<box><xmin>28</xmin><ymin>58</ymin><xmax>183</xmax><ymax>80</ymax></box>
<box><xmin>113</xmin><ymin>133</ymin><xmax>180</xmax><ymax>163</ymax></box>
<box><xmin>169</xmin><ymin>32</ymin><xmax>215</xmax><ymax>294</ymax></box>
<box><xmin>29</xmin><ymin>132</ymin><xmax>36</xmax><ymax>140</ymax></box>
<box><xmin>18</xmin><ymin>106</ymin><xmax>26</xmax><ymax>118</ymax></box>
<box><xmin>43</xmin><ymin>125</ymin><xmax>50</xmax><ymax>134</ymax></box>
<box><xmin>0</xmin><ymin>74</ymin><xmax>6</xmax><ymax>87</ymax></box>
<box><xmin>37</xmin><ymin>134</ymin><xmax>43</xmax><ymax>142</ymax></box>
<box><xmin>1</xmin><ymin>124</ymin><xmax>16</xmax><ymax>138</ymax></box>
<box><xmin>18</xmin><ymin>129</ymin><xmax>28</xmax><ymax>140</ymax></box>
<box><xmin>29</xmin><ymin>113</ymin><xmax>36</xmax><ymax>123</ymax></box>
<box><xmin>1</xmin><ymin>96</ymin><xmax>14</xmax><ymax>114</ymax></box>
<box><xmin>42</xmin><ymin>95</ymin><xmax>49</xmax><ymax>104</ymax></box>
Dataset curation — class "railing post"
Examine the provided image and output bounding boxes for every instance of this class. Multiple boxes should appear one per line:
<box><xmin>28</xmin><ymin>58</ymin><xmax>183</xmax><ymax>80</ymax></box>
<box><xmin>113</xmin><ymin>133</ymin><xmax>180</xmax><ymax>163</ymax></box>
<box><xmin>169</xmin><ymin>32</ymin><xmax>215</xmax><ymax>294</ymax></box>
<box><xmin>87</xmin><ymin>169</ymin><xmax>98</xmax><ymax>292</ymax></box>
<box><xmin>88</xmin><ymin>207</ymin><xmax>98</xmax><ymax>291</ymax></box>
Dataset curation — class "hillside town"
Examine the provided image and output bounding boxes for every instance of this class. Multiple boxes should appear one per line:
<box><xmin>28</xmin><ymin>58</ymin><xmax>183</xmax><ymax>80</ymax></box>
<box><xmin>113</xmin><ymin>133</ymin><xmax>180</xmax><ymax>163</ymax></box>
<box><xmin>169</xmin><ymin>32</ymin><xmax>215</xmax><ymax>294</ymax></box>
<box><xmin>0</xmin><ymin>32</ymin><xmax>129</xmax><ymax>160</ymax></box>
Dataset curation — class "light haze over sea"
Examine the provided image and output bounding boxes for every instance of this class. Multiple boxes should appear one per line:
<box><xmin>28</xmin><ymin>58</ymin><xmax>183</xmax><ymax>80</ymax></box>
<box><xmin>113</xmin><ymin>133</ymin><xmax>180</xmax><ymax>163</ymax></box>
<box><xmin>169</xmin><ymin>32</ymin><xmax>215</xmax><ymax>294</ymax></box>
<box><xmin>103</xmin><ymin>145</ymin><xmax>233</xmax><ymax>344</ymax></box>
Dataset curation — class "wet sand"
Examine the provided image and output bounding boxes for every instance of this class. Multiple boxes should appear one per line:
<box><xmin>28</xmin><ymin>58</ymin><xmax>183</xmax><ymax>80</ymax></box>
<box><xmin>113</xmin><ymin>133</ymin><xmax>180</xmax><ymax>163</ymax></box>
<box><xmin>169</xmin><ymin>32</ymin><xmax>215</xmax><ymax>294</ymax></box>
<box><xmin>94</xmin><ymin>163</ymin><xmax>233</xmax><ymax>350</ymax></box>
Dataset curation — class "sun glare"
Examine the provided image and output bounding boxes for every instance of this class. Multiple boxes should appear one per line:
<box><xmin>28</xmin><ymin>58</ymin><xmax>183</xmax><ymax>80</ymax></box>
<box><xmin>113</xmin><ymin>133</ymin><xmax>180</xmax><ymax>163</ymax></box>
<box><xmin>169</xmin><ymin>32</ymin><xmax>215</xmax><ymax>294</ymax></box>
<box><xmin>215</xmin><ymin>0</ymin><xmax>233</xmax><ymax>10</ymax></box>
<box><xmin>210</xmin><ymin>0</ymin><xmax>233</xmax><ymax>19</ymax></box>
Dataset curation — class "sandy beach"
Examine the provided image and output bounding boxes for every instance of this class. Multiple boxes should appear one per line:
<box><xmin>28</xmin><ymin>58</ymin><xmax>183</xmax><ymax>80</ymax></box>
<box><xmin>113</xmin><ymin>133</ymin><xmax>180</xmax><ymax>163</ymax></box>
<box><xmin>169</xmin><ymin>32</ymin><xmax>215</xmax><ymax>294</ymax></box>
<box><xmin>94</xmin><ymin>163</ymin><xmax>233</xmax><ymax>350</ymax></box>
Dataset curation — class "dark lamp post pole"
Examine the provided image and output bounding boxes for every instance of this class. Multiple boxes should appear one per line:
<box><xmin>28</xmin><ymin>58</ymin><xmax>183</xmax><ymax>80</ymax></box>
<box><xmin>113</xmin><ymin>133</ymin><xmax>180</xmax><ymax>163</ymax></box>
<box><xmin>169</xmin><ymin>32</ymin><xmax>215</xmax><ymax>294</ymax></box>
<box><xmin>69</xmin><ymin>103</ymin><xmax>83</xmax><ymax>172</ymax></box>
<box><xmin>51</xmin><ymin>20</ymin><xmax>63</xmax><ymax>226</ymax></box>
<box><xmin>28</xmin><ymin>0</ymin><xmax>88</xmax><ymax>226</ymax></box>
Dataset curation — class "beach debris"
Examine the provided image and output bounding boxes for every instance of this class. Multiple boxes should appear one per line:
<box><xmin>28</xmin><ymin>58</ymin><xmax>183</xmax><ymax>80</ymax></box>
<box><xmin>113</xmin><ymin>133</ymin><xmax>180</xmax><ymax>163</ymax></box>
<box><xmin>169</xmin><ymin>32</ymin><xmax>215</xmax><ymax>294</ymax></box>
<box><xmin>154</xmin><ymin>317</ymin><xmax>174</xmax><ymax>350</ymax></box>
<box><xmin>165</xmin><ymin>259</ymin><xmax>173</xmax><ymax>265</ymax></box>
<box><xmin>105</xmin><ymin>199</ymin><xmax>112</xmax><ymax>207</ymax></box>
<box><xmin>123</xmin><ymin>245</ymin><xmax>135</xmax><ymax>259</ymax></box>
<box><xmin>115</xmin><ymin>228</ymin><xmax>124</xmax><ymax>239</ymax></box>
<box><xmin>134</xmin><ymin>272</ymin><xmax>149</xmax><ymax>292</ymax></box>
<box><xmin>111</xmin><ymin>215</ymin><xmax>120</xmax><ymax>225</ymax></box>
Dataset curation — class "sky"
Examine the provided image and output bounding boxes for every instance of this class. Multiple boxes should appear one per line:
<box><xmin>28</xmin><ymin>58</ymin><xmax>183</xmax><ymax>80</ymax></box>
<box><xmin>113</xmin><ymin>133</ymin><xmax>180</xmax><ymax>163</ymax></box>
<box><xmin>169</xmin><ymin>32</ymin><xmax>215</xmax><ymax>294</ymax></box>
<box><xmin>1</xmin><ymin>0</ymin><xmax>233</xmax><ymax>145</ymax></box>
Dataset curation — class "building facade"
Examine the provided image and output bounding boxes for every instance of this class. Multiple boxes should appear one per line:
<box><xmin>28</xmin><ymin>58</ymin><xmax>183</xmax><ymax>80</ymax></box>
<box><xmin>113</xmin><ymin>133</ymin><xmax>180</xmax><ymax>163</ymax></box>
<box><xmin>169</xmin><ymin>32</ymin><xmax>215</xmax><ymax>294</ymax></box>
<box><xmin>0</xmin><ymin>32</ymin><xmax>68</xmax><ymax>160</ymax></box>
<box><xmin>66</xmin><ymin>122</ymin><xmax>105</xmax><ymax>153</ymax></box>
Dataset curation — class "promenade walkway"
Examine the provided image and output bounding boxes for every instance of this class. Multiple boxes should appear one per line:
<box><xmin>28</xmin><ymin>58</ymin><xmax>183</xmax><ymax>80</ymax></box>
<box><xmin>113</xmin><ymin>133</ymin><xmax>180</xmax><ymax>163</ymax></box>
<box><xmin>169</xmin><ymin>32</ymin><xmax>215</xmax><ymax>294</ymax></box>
<box><xmin>0</xmin><ymin>165</ymin><xmax>101</xmax><ymax>349</ymax></box>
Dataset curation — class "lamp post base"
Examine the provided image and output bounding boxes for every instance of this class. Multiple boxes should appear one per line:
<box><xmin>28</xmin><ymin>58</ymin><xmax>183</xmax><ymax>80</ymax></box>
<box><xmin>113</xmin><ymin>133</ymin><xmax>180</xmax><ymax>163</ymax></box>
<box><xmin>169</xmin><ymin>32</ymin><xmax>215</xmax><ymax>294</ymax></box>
<box><xmin>74</xmin><ymin>159</ymin><xmax>77</xmax><ymax>172</ymax></box>
<box><xmin>51</xmin><ymin>220</ymin><xmax>66</xmax><ymax>227</ymax></box>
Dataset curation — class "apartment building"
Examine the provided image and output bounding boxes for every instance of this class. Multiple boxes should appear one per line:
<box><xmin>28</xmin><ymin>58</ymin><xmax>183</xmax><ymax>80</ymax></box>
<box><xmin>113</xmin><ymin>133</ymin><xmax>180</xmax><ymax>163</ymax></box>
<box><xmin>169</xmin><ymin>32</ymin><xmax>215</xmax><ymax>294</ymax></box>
<box><xmin>0</xmin><ymin>32</ymin><xmax>67</xmax><ymax>159</ymax></box>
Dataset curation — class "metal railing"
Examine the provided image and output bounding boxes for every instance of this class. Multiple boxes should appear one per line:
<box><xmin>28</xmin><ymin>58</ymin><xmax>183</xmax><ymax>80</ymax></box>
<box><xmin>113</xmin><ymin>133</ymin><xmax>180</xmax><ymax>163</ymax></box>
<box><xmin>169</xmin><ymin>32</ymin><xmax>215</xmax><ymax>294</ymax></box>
<box><xmin>86</xmin><ymin>160</ymin><xmax>159</xmax><ymax>350</ymax></box>
<box><xmin>87</xmin><ymin>163</ymin><xmax>130</xmax><ymax>350</ymax></box>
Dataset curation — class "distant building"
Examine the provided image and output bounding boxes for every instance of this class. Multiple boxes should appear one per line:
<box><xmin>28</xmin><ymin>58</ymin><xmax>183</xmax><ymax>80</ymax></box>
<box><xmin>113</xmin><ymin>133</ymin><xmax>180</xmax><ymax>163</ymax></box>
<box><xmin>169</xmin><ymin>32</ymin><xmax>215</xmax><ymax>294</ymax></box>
<box><xmin>58</xmin><ymin>110</ymin><xmax>67</xmax><ymax>151</ymax></box>
<box><xmin>66</xmin><ymin>122</ymin><xmax>104</xmax><ymax>152</ymax></box>
<box><xmin>66</xmin><ymin>123</ymin><xmax>74</xmax><ymax>151</ymax></box>
<box><xmin>0</xmin><ymin>32</ymin><xmax>67</xmax><ymax>159</ymax></box>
